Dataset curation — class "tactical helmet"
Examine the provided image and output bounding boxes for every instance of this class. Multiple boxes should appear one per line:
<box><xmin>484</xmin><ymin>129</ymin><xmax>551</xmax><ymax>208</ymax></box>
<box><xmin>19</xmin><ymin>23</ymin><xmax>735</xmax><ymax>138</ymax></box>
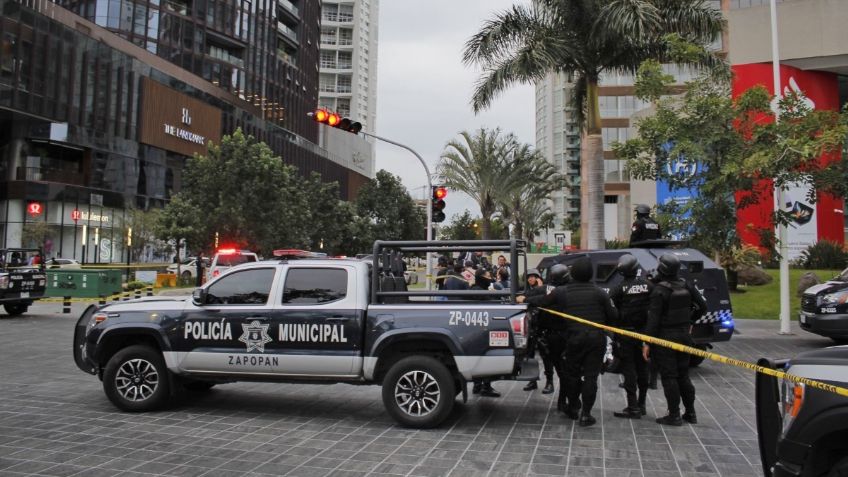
<box><xmin>657</xmin><ymin>253</ymin><xmax>681</xmax><ymax>277</ymax></box>
<box><xmin>549</xmin><ymin>264</ymin><xmax>570</xmax><ymax>286</ymax></box>
<box><xmin>616</xmin><ymin>254</ymin><xmax>639</xmax><ymax>277</ymax></box>
<box><xmin>569</xmin><ymin>257</ymin><xmax>593</xmax><ymax>283</ymax></box>
<box><xmin>526</xmin><ymin>268</ymin><xmax>541</xmax><ymax>279</ymax></box>
<box><xmin>635</xmin><ymin>204</ymin><xmax>651</xmax><ymax>216</ymax></box>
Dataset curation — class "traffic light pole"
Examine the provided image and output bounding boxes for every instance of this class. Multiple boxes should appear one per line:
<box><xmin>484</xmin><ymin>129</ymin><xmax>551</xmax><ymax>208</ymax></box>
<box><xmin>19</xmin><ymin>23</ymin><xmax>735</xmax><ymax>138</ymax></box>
<box><xmin>360</xmin><ymin>131</ymin><xmax>434</xmax><ymax>291</ymax></box>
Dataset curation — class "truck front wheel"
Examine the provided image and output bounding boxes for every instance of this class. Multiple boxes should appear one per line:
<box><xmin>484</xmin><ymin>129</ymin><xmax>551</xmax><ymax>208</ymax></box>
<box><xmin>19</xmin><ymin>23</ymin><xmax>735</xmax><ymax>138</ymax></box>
<box><xmin>3</xmin><ymin>303</ymin><xmax>28</xmax><ymax>316</ymax></box>
<box><xmin>382</xmin><ymin>356</ymin><xmax>455</xmax><ymax>428</ymax></box>
<box><xmin>103</xmin><ymin>345</ymin><xmax>170</xmax><ymax>412</ymax></box>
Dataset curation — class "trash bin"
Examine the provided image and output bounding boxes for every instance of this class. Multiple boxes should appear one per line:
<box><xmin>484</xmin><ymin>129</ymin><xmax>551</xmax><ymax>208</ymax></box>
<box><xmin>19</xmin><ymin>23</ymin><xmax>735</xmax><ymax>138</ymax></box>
<box><xmin>46</xmin><ymin>269</ymin><xmax>123</xmax><ymax>298</ymax></box>
<box><xmin>155</xmin><ymin>273</ymin><xmax>177</xmax><ymax>288</ymax></box>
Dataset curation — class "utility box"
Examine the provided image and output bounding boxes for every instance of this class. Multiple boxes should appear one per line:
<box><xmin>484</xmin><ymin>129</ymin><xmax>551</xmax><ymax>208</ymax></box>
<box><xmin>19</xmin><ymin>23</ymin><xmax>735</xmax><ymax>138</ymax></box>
<box><xmin>46</xmin><ymin>269</ymin><xmax>123</xmax><ymax>298</ymax></box>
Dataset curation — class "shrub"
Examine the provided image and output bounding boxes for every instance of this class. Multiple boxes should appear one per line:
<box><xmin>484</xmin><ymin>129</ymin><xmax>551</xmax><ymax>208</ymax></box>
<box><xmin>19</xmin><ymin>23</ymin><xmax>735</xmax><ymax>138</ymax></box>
<box><xmin>605</xmin><ymin>239</ymin><xmax>629</xmax><ymax>249</ymax></box>
<box><xmin>125</xmin><ymin>280</ymin><xmax>149</xmax><ymax>291</ymax></box>
<box><xmin>799</xmin><ymin>241</ymin><xmax>848</xmax><ymax>270</ymax></box>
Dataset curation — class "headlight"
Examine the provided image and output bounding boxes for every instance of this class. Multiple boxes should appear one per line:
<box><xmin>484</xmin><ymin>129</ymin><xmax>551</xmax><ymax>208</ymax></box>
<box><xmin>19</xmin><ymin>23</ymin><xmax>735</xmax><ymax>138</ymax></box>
<box><xmin>0</xmin><ymin>275</ymin><xmax>8</xmax><ymax>288</ymax></box>
<box><xmin>822</xmin><ymin>290</ymin><xmax>848</xmax><ymax>305</ymax></box>
<box><xmin>781</xmin><ymin>379</ymin><xmax>805</xmax><ymax>435</ymax></box>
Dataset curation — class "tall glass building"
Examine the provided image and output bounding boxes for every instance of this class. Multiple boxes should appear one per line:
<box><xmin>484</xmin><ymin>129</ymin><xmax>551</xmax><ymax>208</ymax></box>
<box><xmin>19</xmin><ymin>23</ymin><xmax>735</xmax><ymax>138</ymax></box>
<box><xmin>0</xmin><ymin>0</ymin><xmax>370</xmax><ymax>261</ymax></box>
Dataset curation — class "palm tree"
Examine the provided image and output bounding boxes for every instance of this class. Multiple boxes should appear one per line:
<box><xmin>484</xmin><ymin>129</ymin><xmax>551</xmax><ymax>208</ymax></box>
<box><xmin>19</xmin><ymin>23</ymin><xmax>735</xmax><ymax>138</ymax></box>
<box><xmin>497</xmin><ymin>143</ymin><xmax>561</xmax><ymax>240</ymax></box>
<box><xmin>438</xmin><ymin>128</ymin><xmax>524</xmax><ymax>239</ymax></box>
<box><xmin>463</xmin><ymin>0</ymin><xmax>724</xmax><ymax>249</ymax></box>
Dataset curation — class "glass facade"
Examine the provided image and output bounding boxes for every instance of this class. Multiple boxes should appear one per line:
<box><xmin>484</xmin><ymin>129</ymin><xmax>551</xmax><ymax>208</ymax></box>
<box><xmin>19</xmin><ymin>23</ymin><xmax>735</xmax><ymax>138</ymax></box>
<box><xmin>0</xmin><ymin>0</ymin><xmax>370</xmax><ymax>257</ymax></box>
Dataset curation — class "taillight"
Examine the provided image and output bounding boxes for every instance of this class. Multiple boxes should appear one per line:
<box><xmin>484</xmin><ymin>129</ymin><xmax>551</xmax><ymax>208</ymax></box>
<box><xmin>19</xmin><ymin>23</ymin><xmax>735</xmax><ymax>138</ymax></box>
<box><xmin>509</xmin><ymin>314</ymin><xmax>528</xmax><ymax>348</ymax></box>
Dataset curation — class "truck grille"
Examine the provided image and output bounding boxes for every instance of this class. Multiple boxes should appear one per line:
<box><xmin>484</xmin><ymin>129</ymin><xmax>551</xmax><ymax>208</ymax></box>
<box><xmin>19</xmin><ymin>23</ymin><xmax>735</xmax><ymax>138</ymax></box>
<box><xmin>801</xmin><ymin>295</ymin><xmax>818</xmax><ymax>313</ymax></box>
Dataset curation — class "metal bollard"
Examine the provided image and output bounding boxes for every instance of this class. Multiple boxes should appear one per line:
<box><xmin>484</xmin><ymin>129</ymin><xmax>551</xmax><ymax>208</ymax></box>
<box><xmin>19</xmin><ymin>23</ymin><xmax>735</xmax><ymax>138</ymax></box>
<box><xmin>146</xmin><ymin>286</ymin><xmax>154</xmax><ymax>297</ymax></box>
<box><xmin>63</xmin><ymin>297</ymin><xmax>71</xmax><ymax>314</ymax></box>
<box><xmin>98</xmin><ymin>296</ymin><xmax>106</xmax><ymax>306</ymax></box>
<box><xmin>134</xmin><ymin>289</ymin><xmax>141</xmax><ymax>300</ymax></box>
<box><xmin>122</xmin><ymin>292</ymin><xmax>130</xmax><ymax>301</ymax></box>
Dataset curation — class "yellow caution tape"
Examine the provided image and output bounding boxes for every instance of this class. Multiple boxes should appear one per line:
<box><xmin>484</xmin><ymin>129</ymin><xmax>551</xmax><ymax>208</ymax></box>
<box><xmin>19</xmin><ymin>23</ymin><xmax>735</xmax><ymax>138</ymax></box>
<box><xmin>540</xmin><ymin>307</ymin><xmax>848</xmax><ymax>399</ymax></box>
<box><xmin>40</xmin><ymin>292</ymin><xmax>154</xmax><ymax>303</ymax></box>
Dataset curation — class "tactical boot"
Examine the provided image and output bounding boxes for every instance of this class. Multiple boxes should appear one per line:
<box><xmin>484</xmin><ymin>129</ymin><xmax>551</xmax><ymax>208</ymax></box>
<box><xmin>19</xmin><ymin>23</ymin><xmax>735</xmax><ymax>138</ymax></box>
<box><xmin>542</xmin><ymin>380</ymin><xmax>554</xmax><ymax>394</ymax></box>
<box><xmin>523</xmin><ymin>381</ymin><xmax>538</xmax><ymax>391</ymax></box>
<box><xmin>613</xmin><ymin>407</ymin><xmax>642</xmax><ymax>419</ymax></box>
<box><xmin>480</xmin><ymin>384</ymin><xmax>501</xmax><ymax>398</ymax></box>
<box><xmin>472</xmin><ymin>382</ymin><xmax>481</xmax><ymax>394</ymax></box>
<box><xmin>578</xmin><ymin>414</ymin><xmax>597</xmax><ymax>427</ymax></box>
<box><xmin>655</xmin><ymin>414</ymin><xmax>683</xmax><ymax>426</ymax></box>
<box><xmin>682</xmin><ymin>412</ymin><xmax>698</xmax><ymax>424</ymax></box>
<box><xmin>563</xmin><ymin>407</ymin><xmax>580</xmax><ymax>420</ymax></box>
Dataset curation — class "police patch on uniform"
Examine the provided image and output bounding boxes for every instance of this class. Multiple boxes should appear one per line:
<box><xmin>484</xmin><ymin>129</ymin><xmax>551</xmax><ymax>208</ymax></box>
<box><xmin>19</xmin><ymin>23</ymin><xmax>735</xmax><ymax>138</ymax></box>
<box><xmin>239</xmin><ymin>320</ymin><xmax>273</xmax><ymax>353</ymax></box>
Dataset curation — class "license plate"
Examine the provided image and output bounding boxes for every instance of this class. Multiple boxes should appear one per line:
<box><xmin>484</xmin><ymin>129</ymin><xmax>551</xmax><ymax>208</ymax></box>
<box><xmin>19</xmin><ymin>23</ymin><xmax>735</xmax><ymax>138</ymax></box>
<box><xmin>799</xmin><ymin>314</ymin><xmax>806</xmax><ymax>324</ymax></box>
<box><xmin>20</xmin><ymin>292</ymin><xmax>29</xmax><ymax>298</ymax></box>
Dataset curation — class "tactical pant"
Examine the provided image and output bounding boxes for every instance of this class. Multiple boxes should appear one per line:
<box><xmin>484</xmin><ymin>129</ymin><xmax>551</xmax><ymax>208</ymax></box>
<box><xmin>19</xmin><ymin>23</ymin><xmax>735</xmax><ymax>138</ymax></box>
<box><xmin>618</xmin><ymin>335</ymin><xmax>649</xmax><ymax>409</ymax></box>
<box><xmin>542</xmin><ymin>331</ymin><xmax>568</xmax><ymax>409</ymax></box>
<box><xmin>654</xmin><ymin>328</ymin><xmax>696</xmax><ymax>416</ymax></box>
<box><xmin>563</xmin><ymin>330</ymin><xmax>606</xmax><ymax>415</ymax></box>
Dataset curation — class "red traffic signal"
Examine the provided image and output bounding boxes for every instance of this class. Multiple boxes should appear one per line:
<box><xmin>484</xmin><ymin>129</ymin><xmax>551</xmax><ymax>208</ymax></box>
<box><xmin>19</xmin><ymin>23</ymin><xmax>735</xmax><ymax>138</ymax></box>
<box><xmin>309</xmin><ymin>109</ymin><xmax>362</xmax><ymax>135</ymax></box>
<box><xmin>431</xmin><ymin>186</ymin><xmax>447</xmax><ymax>223</ymax></box>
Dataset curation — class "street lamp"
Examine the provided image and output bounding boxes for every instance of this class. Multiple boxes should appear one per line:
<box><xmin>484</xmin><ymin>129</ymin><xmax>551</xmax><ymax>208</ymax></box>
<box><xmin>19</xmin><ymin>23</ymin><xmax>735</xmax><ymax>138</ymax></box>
<box><xmin>769</xmin><ymin>0</ymin><xmax>791</xmax><ymax>335</ymax></box>
<box><xmin>81</xmin><ymin>225</ymin><xmax>88</xmax><ymax>265</ymax></box>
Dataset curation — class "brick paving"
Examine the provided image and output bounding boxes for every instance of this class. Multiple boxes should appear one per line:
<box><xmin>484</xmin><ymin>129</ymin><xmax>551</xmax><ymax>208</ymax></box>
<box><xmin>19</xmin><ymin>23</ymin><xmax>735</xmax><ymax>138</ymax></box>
<box><xmin>0</xmin><ymin>302</ymin><xmax>834</xmax><ymax>476</ymax></box>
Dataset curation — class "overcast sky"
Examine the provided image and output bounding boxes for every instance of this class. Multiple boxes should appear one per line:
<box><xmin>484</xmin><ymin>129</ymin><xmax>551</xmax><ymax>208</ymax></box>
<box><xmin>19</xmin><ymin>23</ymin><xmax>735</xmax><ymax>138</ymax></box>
<box><xmin>373</xmin><ymin>0</ymin><xmax>534</xmax><ymax>219</ymax></box>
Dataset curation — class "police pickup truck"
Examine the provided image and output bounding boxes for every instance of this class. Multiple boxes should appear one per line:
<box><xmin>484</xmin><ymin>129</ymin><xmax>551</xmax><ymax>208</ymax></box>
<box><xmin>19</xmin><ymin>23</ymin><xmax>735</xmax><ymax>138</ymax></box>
<box><xmin>755</xmin><ymin>348</ymin><xmax>848</xmax><ymax>477</ymax></box>
<box><xmin>0</xmin><ymin>248</ymin><xmax>47</xmax><ymax>316</ymax></box>
<box><xmin>799</xmin><ymin>267</ymin><xmax>848</xmax><ymax>343</ymax></box>
<box><xmin>74</xmin><ymin>240</ymin><xmax>536</xmax><ymax>428</ymax></box>
<box><xmin>536</xmin><ymin>241</ymin><xmax>734</xmax><ymax>366</ymax></box>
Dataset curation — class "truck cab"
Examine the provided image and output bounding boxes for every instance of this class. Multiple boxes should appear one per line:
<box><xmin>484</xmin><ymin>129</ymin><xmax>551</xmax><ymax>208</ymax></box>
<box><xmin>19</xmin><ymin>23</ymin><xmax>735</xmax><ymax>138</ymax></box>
<box><xmin>0</xmin><ymin>248</ymin><xmax>47</xmax><ymax>316</ymax></box>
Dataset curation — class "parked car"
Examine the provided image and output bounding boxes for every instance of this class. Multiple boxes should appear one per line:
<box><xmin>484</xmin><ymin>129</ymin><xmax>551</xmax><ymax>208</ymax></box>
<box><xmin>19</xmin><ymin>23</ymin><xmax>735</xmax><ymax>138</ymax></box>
<box><xmin>166</xmin><ymin>257</ymin><xmax>210</xmax><ymax>281</ymax></box>
<box><xmin>0</xmin><ymin>248</ymin><xmax>46</xmax><ymax>316</ymax></box>
<box><xmin>206</xmin><ymin>249</ymin><xmax>258</xmax><ymax>282</ymax></box>
<box><xmin>46</xmin><ymin>258</ymin><xmax>82</xmax><ymax>269</ymax></box>
<box><xmin>799</xmin><ymin>267</ymin><xmax>848</xmax><ymax>343</ymax></box>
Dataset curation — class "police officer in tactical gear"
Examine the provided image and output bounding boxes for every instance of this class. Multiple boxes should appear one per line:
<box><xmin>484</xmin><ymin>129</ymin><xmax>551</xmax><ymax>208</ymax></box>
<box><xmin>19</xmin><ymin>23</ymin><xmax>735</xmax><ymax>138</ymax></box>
<box><xmin>643</xmin><ymin>253</ymin><xmax>707</xmax><ymax>426</ymax></box>
<box><xmin>609</xmin><ymin>254</ymin><xmax>652</xmax><ymax>419</ymax></box>
<box><xmin>520</xmin><ymin>258</ymin><xmax>616</xmax><ymax>426</ymax></box>
<box><xmin>629</xmin><ymin>204</ymin><xmax>662</xmax><ymax>245</ymax></box>
<box><xmin>522</xmin><ymin>269</ymin><xmax>549</xmax><ymax>392</ymax></box>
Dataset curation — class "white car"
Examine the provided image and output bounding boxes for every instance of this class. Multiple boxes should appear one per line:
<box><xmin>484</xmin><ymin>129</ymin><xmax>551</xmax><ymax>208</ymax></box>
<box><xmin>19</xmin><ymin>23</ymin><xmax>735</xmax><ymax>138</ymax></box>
<box><xmin>46</xmin><ymin>258</ymin><xmax>82</xmax><ymax>269</ymax></box>
<box><xmin>167</xmin><ymin>257</ymin><xmax>210</xmax><ymax>281</ymax></box>
<box><xmin>206</xmin><ymin>249</ymin><xmax>258</xmax><ymax>281</ymax></box>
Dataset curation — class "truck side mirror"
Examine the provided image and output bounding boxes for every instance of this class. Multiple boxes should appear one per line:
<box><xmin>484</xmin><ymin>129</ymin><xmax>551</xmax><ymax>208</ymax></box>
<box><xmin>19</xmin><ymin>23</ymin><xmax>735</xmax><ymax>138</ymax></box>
<box><xmin>192</xmin><ymin>288</ymin><xmax>206</xmax><ymax>305</ymax></box>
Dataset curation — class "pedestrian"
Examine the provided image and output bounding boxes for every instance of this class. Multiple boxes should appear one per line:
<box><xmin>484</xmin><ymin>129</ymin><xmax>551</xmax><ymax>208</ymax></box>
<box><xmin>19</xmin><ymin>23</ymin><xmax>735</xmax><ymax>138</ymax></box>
<box><xmin>31</xmin><ymin>253</ymin><xmax>42</xmax><ymax>266</ymax></box>
<box><xmin>461</xmin><ymin>260</ymin><xmax>475</xmax><ymax>283</ymax></box>
<box><xmin>520</xmin><ymin>258</ymin><xmax>615</xmax><ymax>426</ymax></box>
<box><xmin>629</xmin><ymin>204</ymin><xmax>662</xmax><ymax>245</ymax></box>
<box><xmin>643</xmin><ymin>253</ymin><xmax>707</xmax><ymax>426</ymax></box>
<box><xmin>435</xmin><ymin>256</ymin><xmax>449</xmax><ymax>290</ymax></box>
<box><xmin>495</xmin><ymin>266</ymin><xmax>510</xmax><ymax>290</ymax></box>
<box><xmin>471</xmin><ymin>268</ymin><xmax>501</xmax><ymax>398</ymax></box>
<box><xmin>195</xmin><ymin>252</ymin><xmax>204</xmax><ymax>287</ymax></box>
<box><xmin>522</xmin><ymin>268</ymin><xmax>549</xmax><ymax>392</ymax></box>
<box><xmin>609</xmin><ymin>254</ymin><xmax>652</xmax><ymax>419</ymax></box>
<box><xmin>495</xmin><ymin>254</ymin><xmax>510</xmax><ymax>277</ymax></box>
<box><xmin>443</xmin><ymin>262</ymin><xmax>470</xmax><ymax>300</ymax></box>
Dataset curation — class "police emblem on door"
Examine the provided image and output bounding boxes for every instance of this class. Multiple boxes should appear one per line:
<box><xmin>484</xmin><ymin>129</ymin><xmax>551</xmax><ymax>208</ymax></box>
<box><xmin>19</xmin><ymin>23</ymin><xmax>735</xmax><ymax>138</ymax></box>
<box><xmin>239</xmin><ymin>320</ymin><xmax>272</xmax><ymax>353</ymax></box>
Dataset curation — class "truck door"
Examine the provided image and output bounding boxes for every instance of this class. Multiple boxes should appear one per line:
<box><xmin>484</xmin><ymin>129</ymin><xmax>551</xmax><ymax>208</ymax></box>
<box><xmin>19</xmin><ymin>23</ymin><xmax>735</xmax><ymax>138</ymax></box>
<box><xmin>273</xmin><ymin>266</ymin><xmax>362</xmax><ymax>377</ymax></box>
<box><xmin>176</xmin><ymin>267</ymin><xmax>281</xmax><ymax>374</ymax></box>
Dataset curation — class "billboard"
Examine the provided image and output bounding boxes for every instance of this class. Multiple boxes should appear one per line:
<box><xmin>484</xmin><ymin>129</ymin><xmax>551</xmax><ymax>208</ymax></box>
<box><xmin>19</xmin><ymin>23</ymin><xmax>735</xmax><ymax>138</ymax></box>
<box><xmin>731</xmin><ymin>63</ymin><xmax>844</xmax><ymax>259</ymax></box>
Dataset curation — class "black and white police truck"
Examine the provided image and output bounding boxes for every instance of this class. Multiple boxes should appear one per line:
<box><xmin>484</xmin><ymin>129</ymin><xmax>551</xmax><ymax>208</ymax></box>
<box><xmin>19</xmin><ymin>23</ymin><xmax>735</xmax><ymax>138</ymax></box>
<box><xmin>0</xmin><ymin>248</ymin><xmax>46</xmax><ymax>316</ymax></box>
<box><xmin>756</xmin><ymin>348</ymin><xmax>848</xmax><ymax>477</ymax></box>
<box><xmin>74</xmin><ymin>240</ymin><xmax>537</xmax><ymax>428</ymax></box>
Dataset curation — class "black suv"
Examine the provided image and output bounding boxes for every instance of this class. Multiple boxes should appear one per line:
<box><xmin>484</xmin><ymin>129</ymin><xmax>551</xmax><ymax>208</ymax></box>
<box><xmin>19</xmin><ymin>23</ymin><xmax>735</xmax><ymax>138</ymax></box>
<box><xmin>756</xmin><ymin>347</ymin><xmax>848</xmax><ymax>476</ymax></box>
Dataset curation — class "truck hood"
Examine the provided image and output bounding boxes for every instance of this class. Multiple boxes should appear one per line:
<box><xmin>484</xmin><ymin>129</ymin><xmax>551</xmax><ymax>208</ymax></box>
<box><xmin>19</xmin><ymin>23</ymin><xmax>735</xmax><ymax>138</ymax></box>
<box><xmin>99</xmin><ymin>295</ymin><xmax>189</xmax><ymax>312</ymax></box>
<box><xmin>789</xmin><ymin>345</ymin><xmax>848</xmax><ymax>368</ymax></box>
<box><xmin>804</xmin><ymin>280</ymin><xmax>848</xmax><ymax>297</ymax></box>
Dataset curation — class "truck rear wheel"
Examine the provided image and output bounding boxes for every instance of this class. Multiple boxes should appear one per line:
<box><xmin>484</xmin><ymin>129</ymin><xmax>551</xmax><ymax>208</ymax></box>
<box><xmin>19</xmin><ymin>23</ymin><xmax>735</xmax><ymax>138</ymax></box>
<box><xmin>103</xmin><ymin>345</ymin><xmax>170</xmax><ymax>412</ymax></box>
<box><xmin>382</xmin><ymin>356</ymin><xmax>455</xmax><ymax>428</ymax></box>
<box><xmin>3</xmin><ymin>303</ymin><xmax>28</xmax><ymax>316</ymax></box>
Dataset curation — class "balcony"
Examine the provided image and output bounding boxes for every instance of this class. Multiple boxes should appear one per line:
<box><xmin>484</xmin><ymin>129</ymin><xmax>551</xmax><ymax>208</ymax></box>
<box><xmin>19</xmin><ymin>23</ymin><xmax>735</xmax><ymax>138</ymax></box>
<box><xmin>323</xmin><ymin>12</ymin><xmax>353</xmax><ymax>23</ymax></box>
<box><xmin>16</xmin><ymin>167</ymin><xmax>85</xmax><ymax>186</ymax></box>
<box><xmin>278</xmin><ymin>0</ymin><xmax>298</xmax><ymax>17</ymax></box>
<box><xmin>277</xmin><ymin>22</ymin><xmax>298</xmax><ymax>46</ymax></box>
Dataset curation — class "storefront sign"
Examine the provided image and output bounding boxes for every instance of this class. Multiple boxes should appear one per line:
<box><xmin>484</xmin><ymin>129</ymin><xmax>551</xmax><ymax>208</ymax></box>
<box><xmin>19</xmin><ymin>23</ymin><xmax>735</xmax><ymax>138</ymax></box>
<box><xmin>27</xmin><ymin>202</ymin><xmax>43</xmax><ymax>216</ymax></box>
<box><xmin>138</xmin><ymin>77</ymin><xmax>222</xmax><ymax>157</ymax></box>
<box><xmin>71</xmin><ymin>209</ymin><xmax>81</xmax><ymax>222</ymax></box>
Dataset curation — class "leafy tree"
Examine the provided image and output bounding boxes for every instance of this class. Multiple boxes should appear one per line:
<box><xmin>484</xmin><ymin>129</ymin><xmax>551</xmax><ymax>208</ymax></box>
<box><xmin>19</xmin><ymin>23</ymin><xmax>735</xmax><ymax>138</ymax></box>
<box><xmin>125</xmin><ymin>207</ymin><xmax>162</xmax><ymax>261</ymax></box>
<box><xmin>21</xmin><ymin>220</ymin><xmax>52</xmax><ymax>251</ymax></box>
<box><xmin>614</xmin><ymin>56</ymin><xmax>848</xmax><ymax>261</ymax></box>
<box><xmin>463</xmin><ymin>1</ymin><xmax>724</xmax><ymax>249</ymax></box>
<box><xmin>354</xmin><ymin>170</ymin><xmax>426</xmax><ymax>245</ymax></box>
<box><xmin>439</xmin><ymin>210</ymin><xmax>480</xmax><ymax>240</ymax></box>
<box><xmin>156</xmin><ymin>195</ymin><xmax>201</xmax><ymax>274</ymax></box>
<box><xmin>438</xmin><ymin>128</ymin><xmax>526</xmax><ymax>239</ymax></box>
<box><xmin>175</xmin><ymin>129</ymin><xmax>307</xmax><ymax>255</ymax></box>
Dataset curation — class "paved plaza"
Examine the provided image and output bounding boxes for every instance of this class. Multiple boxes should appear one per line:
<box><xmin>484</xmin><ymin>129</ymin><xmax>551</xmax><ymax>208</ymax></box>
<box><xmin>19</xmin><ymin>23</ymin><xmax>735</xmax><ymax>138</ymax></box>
<box><xmin>0</xmin><ymin>302</ymin><xmax>833</xmax><ymax>477</ymax></box>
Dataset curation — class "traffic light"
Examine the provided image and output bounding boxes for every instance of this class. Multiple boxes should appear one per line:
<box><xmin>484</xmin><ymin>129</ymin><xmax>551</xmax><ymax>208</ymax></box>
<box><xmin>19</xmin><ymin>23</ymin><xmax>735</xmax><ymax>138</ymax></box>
<box><xmin>432</xmin><ymin>186</ymin><xmax>447</xmax><ymax>223</ymax></box>
<box><xmin>308</xmin><ymin>109</ymin><xmax>363</xmax><ymax>134</ymax></box>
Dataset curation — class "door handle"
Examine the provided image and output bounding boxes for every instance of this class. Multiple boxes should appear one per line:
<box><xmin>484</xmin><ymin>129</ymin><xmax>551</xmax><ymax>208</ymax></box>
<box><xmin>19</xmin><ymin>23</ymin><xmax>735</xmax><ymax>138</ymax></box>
<box><xmin>327</xmin><ymin>316</ymin><xmax>351</xmax><ymax>322</ymax></box>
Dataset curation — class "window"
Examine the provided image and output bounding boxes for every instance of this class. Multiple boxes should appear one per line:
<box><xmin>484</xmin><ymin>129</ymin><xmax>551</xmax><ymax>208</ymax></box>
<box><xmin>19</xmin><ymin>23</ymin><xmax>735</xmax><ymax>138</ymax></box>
<box><xmin>283</xmin><ymin>268</ymin><xmax>348</xmax><ymax>304</ymax></box>
<box><xmin>205</xmin><ymin>268</ymin><xmax>275</xmax><ymax>305</ymax></box>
